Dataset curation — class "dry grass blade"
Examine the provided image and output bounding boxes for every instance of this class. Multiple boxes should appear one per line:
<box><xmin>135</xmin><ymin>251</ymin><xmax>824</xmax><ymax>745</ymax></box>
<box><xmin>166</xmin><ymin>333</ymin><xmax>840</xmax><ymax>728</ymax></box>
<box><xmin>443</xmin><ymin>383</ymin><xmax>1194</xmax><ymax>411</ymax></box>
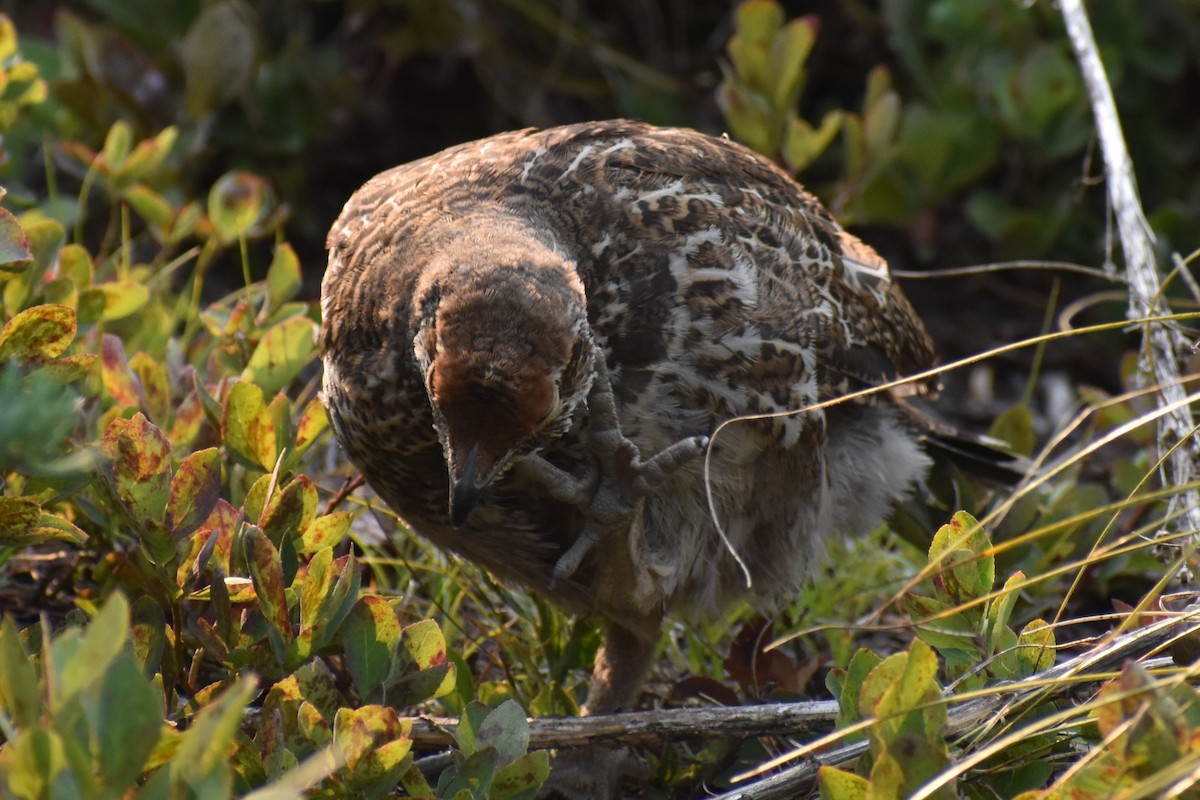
<box><xmin>713</xmin><ymin>607</ymin><xmax>1200</xmax><ymax>799</ymax></box>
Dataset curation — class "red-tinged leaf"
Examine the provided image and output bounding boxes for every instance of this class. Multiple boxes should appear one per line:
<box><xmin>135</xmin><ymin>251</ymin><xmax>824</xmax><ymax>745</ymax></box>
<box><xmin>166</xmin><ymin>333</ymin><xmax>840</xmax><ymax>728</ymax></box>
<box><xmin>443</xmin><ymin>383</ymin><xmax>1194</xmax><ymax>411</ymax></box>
<box><xmin>130</xmin><ymin>595</ymin><xmax>167</xmax><ymax>678</ymax></box>
<box><xmin>493</xmin><ymin>751</ymin><xmax>550</xmax><ymax>798</ymax></box>
<box><xmin>101</xmin><ymin>334</ymin><xmax>144</xmax><ymax>409</ymax></box>
<box><xmin>333</xmin><ymin>705</ymin><xmax>411</xmax><ymax>776</ymax></box>
<box><xmin>169</xmin><ymin>389</ymin><xmax>206</xmax><ymax>449</ymax></box>
<box><xmin>223</xmin><ymin>379</ymin><xmax>276</xmax><ymax>470</ymax></box>
<box><xmin>0</xmin><ymin>205</ymin><xmax>33</xmax><ymax>272</ymax></box>
<box><xmin>293</xmin><ymin>399</ymin><xmax>329</xmax><ymax>460</ymax></box>
<box><xmin>195</xmin><ymin>499</ymin><xmax>239</xmax><ymax>576</ymax></box>
<box><xmin>724</xmin><ymin>616</ymin><xmax>813</xmax><ymax>696</ymax></box>
<box><xmin>101</xmin><ymin>412</ymin><xmax>172</xmax><ymax>522</ymax></box>
<box><xmin>259</xmin><ymin>474</ymin><xmax>317</xmax><ymax>545</ymax></box>
<box><xmin>37</xmin><ymin>352</ymin><xmax>98</xmax><ymax>384</ymax></box>
<box><xmin>0</xmin><ymin>304</ymin><xmax>76</xmax><ymax>362</ymax></box>
<box><xmin>385</xmin><ymin>619</ymin><xmax>456</xmax><ymax>705</ymax></box>
<box><xmin>243</xmin><ymin>525</ymin><xmax>292</xmax><ymax>637</ymax></box>
<box><xmin>31</xmin><ymin>511</ymin><xmax>88</xmax><ymax>545</ymax></box>
<box><xmin>299</xmin><ymin>547</ymin><xmax>334</xmax><ymax>634</ymax></box>
<box><xmin>299</xmin><ymin>511</ymin><xmax>352</xmax><ymax>555</ymax></box>
<box><xmin>128</xmin><ymin>352</ymin><xmax>171</xmax><ymax>425</ymax></box>
<box><xmin>298</xmin><ymin>701</ymin><xmax>332</xmax><ymax>747</ymax></box>
<box><xmin>114</xmin><ymin>127</ymin><xmax>177</xmax><ymax>188</ymax></box>
<box><xmin>342</xmin><ymin>595</ymin><xmax>401</xmax><ymax>698</ymax></box>
<box><xmin>165</xmin><ymin>447</ymin><xmax>221</xmax><ymax>540</ymax></box>
<box><xmin>0</xmin><ymin>497</ymin><xmax>41</xmax><ymax>546</ymax></box>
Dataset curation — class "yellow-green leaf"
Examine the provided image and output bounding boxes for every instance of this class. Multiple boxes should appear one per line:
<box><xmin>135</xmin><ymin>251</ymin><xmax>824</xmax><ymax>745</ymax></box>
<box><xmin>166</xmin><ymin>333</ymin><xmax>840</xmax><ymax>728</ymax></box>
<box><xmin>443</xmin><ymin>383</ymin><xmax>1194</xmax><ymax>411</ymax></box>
<box><xmin>0</xmin><ymin>303</ymin><xmax>76</xmax><ymax>362</ymax></box>
<box><xmin>77</xmin><ymin>281</ymin><xmax>151</xmax><ymax>323</ymax></box>
<box><xmin>242</xmin><ymin>315</ymin><xmax>318</xmax><ymax>396</ymax></box>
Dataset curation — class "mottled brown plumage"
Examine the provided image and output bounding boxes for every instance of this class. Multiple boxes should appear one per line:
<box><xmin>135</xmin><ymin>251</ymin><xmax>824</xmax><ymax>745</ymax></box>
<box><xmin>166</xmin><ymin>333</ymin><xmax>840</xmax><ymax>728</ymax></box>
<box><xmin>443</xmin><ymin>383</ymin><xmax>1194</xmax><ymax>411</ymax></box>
<box><xmin>320</xmin><ymin>120</ymin><xmax>936</xmax><ymax>728</ymax></box>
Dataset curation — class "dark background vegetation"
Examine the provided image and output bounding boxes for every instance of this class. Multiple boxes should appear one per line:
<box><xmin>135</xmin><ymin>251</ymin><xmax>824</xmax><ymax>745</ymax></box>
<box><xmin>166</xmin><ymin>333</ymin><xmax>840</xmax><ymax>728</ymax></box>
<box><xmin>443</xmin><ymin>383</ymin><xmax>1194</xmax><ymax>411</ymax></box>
<box><xmin>3</xmin><ymin>1</ymin><xmax>1200</xmax><ymax>796</ymax></box>
<box><xmin>6</xmin><ymin>0</ymin><xmax>1199</xmax><ymax>407</ymax></box>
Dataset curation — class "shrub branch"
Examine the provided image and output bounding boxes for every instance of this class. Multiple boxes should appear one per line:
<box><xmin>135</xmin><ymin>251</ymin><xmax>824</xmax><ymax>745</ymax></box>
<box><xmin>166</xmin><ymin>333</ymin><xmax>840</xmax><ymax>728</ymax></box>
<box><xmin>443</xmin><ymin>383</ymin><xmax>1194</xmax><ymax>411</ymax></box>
<box><xmin>1059</xmin><ymin>0</ymin><xmax>1200</xmax><ymax>557</ymax></box>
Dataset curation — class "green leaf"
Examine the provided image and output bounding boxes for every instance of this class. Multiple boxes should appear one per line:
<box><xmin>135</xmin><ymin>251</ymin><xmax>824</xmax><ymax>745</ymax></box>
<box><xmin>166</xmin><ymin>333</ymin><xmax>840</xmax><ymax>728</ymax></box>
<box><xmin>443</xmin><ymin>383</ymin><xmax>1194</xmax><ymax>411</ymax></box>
<box><xmin>265</xmin><ymin>243</ymin><xmax>302</xmax><ymax>310</ymax></box>
<box><xmin>81</xmin><ymin>653</ymin><xmax>163</xmax><ymax>795</ymax></box>
<box><xmin>57</xmin><ymin>593</ymin><xmax>129</xmax><ymax>706</ymax></box>
<box><xmin>0</xmin><ymin>304</ymin><xmax>76</xmax><ymax>362</ymax></box>
<box><xmin>984</xmin><ymin>571</ymin><xmax>1025</xmax><ymax>655</ymax></box>
<box><xmin>782</xmin><ymin>110</ymin><xmax>842</xmax><ymax>173</ymax></box>
<box><xmin>242</xmin><ymin>315</ymin><xmax>318</xmax><ymax>396</ymax></box>
<box><xmin>1015</xmin><ymin>619</ymin><xmax>1056</xmax><ymax>676</ymax></box>
<box><xmin>100</xmin><ymin>120</ymin><xmax>133</xmax><ymax>172</ymax></box>
<box><xmin>768</xmin><ymin>15</ymin><xmax>817</xmax><ymax>115</ymax></box>
<box><xmin>164</xmin><ymin>447</ymin><xmax>221</xmax><ymax>540</ymax></box>
<box><xmin>0</xmin><ymin>615</ymin><xmax>42</xmax><ymax>728</ymax></box>
<box><xmin>928</xmin><ymin>511</ymin><xmax>994</xmax><ymax>604</ymax></box>
<box><xmin>476</xmin><ymin>700</ymin><xmax>530</xmax><ymax>766</ymax></box>
<box><xmin>990</xmin><ymin>404</ymin><xmax>1036</xmax><ymax>457</ymax></box>
<box><xmin>207</xmin><ymin>170</ymin><xmax>271</xmax><ymax>244</ymax></box>
<box><xmin>342</xmin><ymin>595</ymin><xmax>400</xmax><ymax>698</ymax></box>
<box><xmin>2</xmin><ymin>506</ymin><xmax>83</xmax><ymax>551</ymax></box>
<box><xmin>101</xmin><ymin>412</ymin><xmax>172</xmax><ymax>523</ymax></box>
<box><xmin>169</xmin><ymin>677</ymin><xmax>258</xmax><ymax>796</ymax></box>
<box><xmin>57</xmin><ymin>244</ymin><xmax>93</xmax><ymax>289</ymax></box>
<box><xmin>182</xmin><ymin>1</ymin><xmax>258</xmax><ymax>118</ymax></box>
<box><xmin>727</xmin><ymin>0</ymin><xmax>784</xmax><ymax>90</ymax></box>
<box><xmin>222</xmin><ymin>380</ymin><xmax>276</xmax><ymax>471</ymax></box>
<box><xmin>0</xmin><ymin>727</ymin><xmax>80</xmax><ymax>800</ymax></box>
<box><xmin>125</xmin><ymin>184</ymin><xmax>175</xmax><ymax>230</ymax></box>
<box><xmin>905</xmin><ymin>592</ymin><xmax>980</xmax><ymax>657</ymax></box>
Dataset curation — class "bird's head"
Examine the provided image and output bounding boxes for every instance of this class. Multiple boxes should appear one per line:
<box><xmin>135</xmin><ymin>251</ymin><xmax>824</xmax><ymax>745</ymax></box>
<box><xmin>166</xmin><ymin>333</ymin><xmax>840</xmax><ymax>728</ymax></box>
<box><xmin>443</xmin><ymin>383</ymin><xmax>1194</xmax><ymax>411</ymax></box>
<box><xmin>414</xmin><ymin>244</ymin><xmax>593</xmax><ymax>526</ymax></box>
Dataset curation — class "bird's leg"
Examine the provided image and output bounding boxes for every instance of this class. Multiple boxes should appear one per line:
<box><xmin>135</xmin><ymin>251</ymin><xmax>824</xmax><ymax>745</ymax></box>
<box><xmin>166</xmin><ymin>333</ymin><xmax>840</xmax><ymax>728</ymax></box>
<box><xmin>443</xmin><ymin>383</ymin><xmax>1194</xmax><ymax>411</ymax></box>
<box><xmin>584</xmin><ymin>620</ymin><xmax>659</xmax><ymax>714</ymax></box>
<box><xmin>518</xmin><ymin>348</ymin><xmax>708</xmax><ymax>586</ymax></box>
<box><xmin>539</xmin><ymin>620</ymin><xmax>660</xmax><ymax>799</ymax></box>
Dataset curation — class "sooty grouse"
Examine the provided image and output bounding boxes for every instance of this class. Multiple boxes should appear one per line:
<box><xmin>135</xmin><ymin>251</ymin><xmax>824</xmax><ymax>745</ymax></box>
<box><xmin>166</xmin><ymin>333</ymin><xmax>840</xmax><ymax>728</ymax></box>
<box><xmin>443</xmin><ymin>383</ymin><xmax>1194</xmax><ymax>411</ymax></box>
<box><xmin>320</xmin><ymin>119</ymin><xmax>938</xmax><ymax>722</ymax></box>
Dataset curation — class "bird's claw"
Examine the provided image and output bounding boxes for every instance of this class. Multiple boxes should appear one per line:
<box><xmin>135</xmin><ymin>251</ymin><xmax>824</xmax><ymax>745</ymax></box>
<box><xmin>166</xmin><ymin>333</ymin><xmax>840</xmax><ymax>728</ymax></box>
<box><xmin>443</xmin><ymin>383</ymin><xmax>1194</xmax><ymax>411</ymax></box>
<box><xmin>519</xmin><ymin>345</ymin><xmax>709</xmax><ymax>587</ymax></box>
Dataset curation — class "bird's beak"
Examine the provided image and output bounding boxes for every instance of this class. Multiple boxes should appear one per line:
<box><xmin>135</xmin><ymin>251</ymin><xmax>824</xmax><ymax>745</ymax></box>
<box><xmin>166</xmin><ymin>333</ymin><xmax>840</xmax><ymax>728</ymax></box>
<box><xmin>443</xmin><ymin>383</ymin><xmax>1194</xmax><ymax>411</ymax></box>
<box><xmin>449</xmin><ymin>440</ymin><xmax>487</xmax><ymax>526</ymax></box>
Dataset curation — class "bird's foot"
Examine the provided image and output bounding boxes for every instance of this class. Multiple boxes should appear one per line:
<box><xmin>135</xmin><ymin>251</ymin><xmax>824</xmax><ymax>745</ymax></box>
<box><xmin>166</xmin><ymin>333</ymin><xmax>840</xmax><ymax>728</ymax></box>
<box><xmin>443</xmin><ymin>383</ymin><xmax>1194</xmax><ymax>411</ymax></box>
<box><xmin>518</xmin><ymin>346</ymin><xmax>708</xmax><ymax>586</ymax></box>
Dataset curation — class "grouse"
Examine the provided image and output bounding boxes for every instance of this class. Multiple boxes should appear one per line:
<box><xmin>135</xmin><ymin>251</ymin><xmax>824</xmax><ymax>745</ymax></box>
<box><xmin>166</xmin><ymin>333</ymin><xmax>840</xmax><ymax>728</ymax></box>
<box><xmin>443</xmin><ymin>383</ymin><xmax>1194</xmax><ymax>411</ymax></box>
<box><xmin>320</xmin><ymin>119</ymin><xmax>937</xmax><ymax>719</ymax></box>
